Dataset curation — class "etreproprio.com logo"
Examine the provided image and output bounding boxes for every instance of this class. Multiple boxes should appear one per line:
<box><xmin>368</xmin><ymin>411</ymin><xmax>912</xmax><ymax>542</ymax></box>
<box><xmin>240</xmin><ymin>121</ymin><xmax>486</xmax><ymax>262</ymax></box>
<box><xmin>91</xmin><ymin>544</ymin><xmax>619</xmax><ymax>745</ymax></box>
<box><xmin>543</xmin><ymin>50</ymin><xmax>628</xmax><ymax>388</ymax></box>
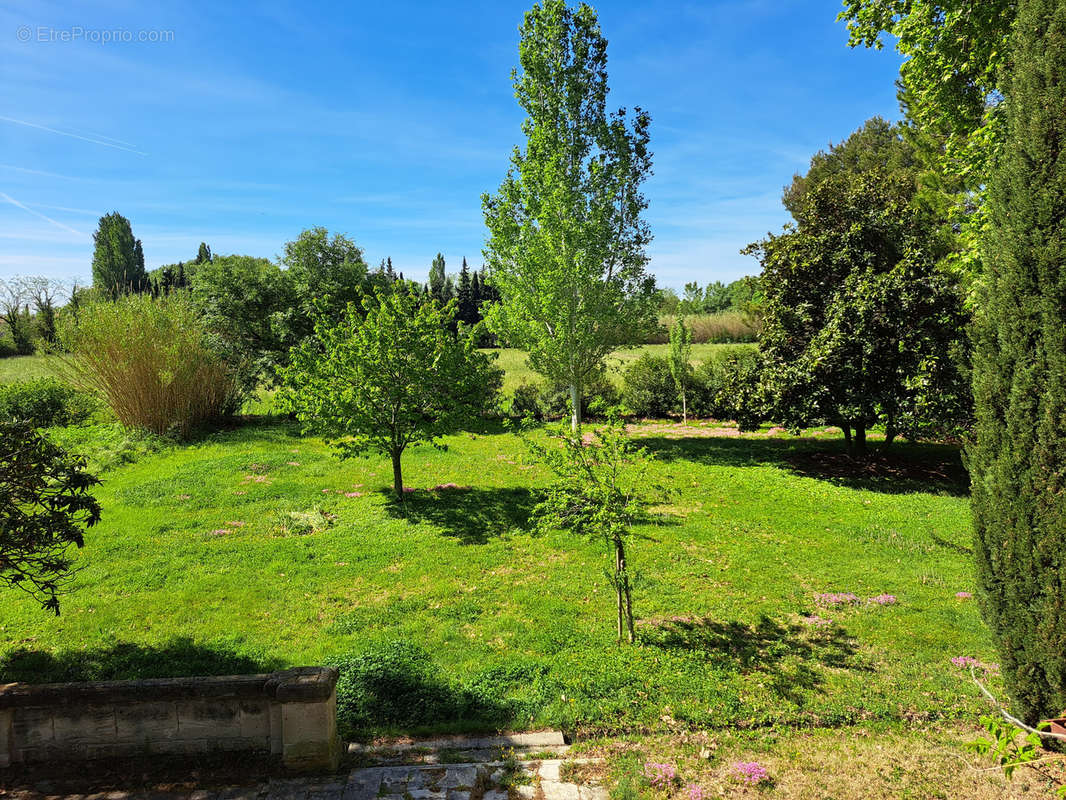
<box><xmin>16</xmin><ymin>25</ymin><xmax>175</xmax><ymax>44</ymax></box>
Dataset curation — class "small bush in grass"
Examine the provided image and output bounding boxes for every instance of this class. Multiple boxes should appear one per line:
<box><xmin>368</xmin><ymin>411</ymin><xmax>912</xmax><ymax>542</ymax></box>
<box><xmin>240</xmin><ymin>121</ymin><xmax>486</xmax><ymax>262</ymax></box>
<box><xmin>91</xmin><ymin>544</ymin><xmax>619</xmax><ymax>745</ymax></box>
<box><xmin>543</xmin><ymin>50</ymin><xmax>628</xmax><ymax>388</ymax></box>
<box><xmin>622</xmin><ymin>354</ymin><xmax>676</xmax><ymax>418</ymax></box>
<box><xmin>55</xmin><ymin>293</ymin><xmax>240</xmax><ymax>438</ymax></box>
<box><xmin>508</xmin><ymin>376</ymin><xmax>620</xmax><ymax>421</ymax></box>
<box><xmin>0</xmin><ymin>378</ymin><xmax>96</xmax><ymax>428</ymax></box>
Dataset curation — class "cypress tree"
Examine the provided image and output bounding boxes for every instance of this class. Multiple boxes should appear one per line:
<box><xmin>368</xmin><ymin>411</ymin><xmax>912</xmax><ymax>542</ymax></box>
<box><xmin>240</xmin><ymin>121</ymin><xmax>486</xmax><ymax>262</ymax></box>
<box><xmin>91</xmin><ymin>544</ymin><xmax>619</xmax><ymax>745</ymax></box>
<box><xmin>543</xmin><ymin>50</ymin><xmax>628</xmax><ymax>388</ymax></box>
<box><xmin>969</xmin><ymin>0</ymin><xmax>1066</xmax><ymax>723</ymax></box>
<box><xmin>457</xmin><ymin>257</ymin><xmax>475</xmax><ymax>324</ymax></box>
<box><xmin>196</xmin><ymin>242</ymin><xmax>212</xmax><ymax>264</ymax></box>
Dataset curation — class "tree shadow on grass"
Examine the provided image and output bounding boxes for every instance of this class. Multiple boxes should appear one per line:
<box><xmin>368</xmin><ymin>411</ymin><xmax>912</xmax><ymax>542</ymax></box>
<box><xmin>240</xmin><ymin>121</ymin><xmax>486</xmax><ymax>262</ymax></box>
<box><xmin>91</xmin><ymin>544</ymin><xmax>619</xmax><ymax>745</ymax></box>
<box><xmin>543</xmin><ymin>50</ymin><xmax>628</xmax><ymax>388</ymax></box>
<box><xmin>640</xmin><ymin>613</ymin><xmax>865</xmax><ymax>705</ymax></box>
<box><xmin>377</xmin><ymin>486</ymin><xmax>538</xmax><ymax>544</ymax></box>
<box><xmin>0</xmin><ymin>637</ymin><xmax>282</xmax><ymax>684</ymax></box>
<box><xmin>639</xmin><ymin>435</ymin><xmax>968</xmax><ymax>497</ymax></box>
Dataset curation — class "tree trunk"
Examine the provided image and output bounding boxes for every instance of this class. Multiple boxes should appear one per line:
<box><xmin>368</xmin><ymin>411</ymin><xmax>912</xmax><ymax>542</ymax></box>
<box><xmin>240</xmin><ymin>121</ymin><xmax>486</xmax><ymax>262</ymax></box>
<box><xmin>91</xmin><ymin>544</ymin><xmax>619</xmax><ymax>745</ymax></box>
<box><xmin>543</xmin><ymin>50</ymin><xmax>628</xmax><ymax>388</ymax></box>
<box><xmin>681</xmin><ymin>390</ymin><xmax>687</xmax><ymax>424</ymax></box>
<box><xmin>841</xmin><ymin>423</ymin><xmax>852</xmax><ymax>449</ymax></box>
<box><xmin>614</xmin><ymin>536</ymin><xmax>635</xmax><ymax>643</ymax></box>
<box><xmin>570</xmin><ymin>383</ymin><xmax>582</xmax><ymax>433</ymax></box>
<box><xmin>391</xmin><ymin>449</ymin><xmax>404</xmax><ymax>498</ymax></box>
<box><xmin>854</xmin><ymin>422</ymin><xmax>867</xmax><ymax>455</ymax></box>
<box><xmin>883</xmin><ymin>413</ymin><xmax>897</xmax><ymax>449</ymax></box>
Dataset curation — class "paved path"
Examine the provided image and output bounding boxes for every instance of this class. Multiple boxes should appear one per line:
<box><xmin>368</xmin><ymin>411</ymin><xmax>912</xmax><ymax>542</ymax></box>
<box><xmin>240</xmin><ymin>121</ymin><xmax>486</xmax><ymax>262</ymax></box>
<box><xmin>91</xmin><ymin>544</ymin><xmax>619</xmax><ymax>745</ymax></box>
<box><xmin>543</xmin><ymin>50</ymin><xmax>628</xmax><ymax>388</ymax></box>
<box><xmin>5</xmin><ymin>733</ymin><xmax>607</xmax><ymax>800</ymax></box>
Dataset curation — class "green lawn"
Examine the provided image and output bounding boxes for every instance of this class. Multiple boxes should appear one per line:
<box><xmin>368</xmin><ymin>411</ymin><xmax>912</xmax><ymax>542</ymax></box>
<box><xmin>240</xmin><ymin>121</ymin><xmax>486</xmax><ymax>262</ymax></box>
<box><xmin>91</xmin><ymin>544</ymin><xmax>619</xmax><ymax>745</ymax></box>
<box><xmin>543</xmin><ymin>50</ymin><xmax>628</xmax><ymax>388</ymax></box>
<box><xmin>0</xmin><ymin>412</ymin><xmax>992</xmax><ymax>741</ymax></box>
<box><xmin>0</xmin><ymin>354</ymin><xmax>63</xmax><ymax>383</ymax></box>
<box><xmin>494</xmin><ymin>343</ymin><xmax>751</xmax><ymax>393</ymax></box>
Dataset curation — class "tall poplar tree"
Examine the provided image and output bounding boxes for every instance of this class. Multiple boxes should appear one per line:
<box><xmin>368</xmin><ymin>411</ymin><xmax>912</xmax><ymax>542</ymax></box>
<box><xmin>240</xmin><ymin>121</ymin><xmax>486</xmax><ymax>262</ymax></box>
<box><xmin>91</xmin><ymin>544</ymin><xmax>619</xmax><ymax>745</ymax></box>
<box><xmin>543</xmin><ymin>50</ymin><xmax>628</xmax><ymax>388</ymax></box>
<box><xmin>969</xmin><ymin>0</ymin><xmax>1066</xmax><ymax>723</ymax></box>
<box><xmin>91</xmin><ymin>212</ymin><xmax>145</xmax><ymax>297</ymax></box>
<box><xmin>482</xmin><ymin>0</ymin><xmax>657</xmax><ymax>431</ymax></box>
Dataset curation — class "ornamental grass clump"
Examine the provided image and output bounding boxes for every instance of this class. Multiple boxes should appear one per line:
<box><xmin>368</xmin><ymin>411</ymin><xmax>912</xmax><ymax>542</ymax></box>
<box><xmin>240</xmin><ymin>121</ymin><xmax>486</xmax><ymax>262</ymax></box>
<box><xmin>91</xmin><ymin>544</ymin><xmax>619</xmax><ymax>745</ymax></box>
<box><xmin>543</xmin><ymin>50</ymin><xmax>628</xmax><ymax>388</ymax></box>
<box><xmin>55</xmin><ymin>293</ymin><xmax>239</xmax><ymax>438</ymax></box>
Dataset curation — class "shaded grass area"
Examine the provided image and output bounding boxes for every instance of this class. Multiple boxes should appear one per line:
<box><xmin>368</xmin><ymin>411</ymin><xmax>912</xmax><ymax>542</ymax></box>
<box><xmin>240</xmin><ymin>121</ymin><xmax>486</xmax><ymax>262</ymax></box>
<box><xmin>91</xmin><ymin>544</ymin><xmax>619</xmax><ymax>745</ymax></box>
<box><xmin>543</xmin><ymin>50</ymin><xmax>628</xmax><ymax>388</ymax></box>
<box><xmin>0</xmin><ymin>419</ymin><xmax>989</xmax><ymax>741</ymax></box>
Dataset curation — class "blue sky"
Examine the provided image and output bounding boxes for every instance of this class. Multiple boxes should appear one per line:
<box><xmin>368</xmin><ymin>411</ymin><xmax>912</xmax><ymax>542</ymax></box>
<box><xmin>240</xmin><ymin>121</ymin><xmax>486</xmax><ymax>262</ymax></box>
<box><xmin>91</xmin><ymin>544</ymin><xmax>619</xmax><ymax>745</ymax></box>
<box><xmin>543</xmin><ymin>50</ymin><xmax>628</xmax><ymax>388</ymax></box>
<box><xmin>0</xmin><ymin>0</ymin><xmax>904</xmax><ymax>289</ymax></box>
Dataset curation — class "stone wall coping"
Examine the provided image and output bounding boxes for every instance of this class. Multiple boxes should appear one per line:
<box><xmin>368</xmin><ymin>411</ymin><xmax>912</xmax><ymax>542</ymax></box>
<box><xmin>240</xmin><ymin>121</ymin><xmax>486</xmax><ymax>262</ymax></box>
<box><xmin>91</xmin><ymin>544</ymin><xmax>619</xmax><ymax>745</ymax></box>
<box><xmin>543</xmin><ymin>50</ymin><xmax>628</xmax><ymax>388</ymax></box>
<box><xmin>0</xmin><ymin>666</ymin><xmax>338</xmax><ymax>710</ymax></box>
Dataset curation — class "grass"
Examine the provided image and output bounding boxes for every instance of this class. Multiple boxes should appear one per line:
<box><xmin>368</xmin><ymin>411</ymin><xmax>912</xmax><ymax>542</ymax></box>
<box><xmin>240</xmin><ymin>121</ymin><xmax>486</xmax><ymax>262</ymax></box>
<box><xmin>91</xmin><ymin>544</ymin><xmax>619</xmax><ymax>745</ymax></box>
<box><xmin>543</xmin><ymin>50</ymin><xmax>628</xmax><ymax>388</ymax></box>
<box><xmin>494</xmin><ymin>343</ymin><xmax>752</xmax><ymax>394</ymax></box>
<box><xmin>0</xmin><ymin>414</ymin><xmax>993</xmax><ymax>741</ymax></box>
<box><xmin>0</xmin><ymin>353</ymin><xmax>63</xmax><ymax>383</ymax></box>
<box><xmin>582</xmin><ymin>723</ymin><xmax>1058</xmax><ymax>799</ymax></box>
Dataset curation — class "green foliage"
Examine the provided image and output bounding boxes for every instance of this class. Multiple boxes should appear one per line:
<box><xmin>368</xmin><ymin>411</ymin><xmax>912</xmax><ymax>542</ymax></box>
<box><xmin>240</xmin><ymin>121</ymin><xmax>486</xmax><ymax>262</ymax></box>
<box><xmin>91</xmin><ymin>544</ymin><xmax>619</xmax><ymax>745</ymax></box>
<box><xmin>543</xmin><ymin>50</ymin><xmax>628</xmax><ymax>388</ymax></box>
<box><xmin>669</xmin><ymin>317</ymin><xmax>693</xmax><ymax>422</ymax></box>
<box><xmin>188</xmin><ymin>254</ymin><xmax>293</xmax><ymax>387</ymax></box>
<box><xmin>482</xmin><ymin>0</ymin><xmax>657</xmax><ymax>431</ymax></box>
<box><xmin>0</xmin><ymin>421</ymin><xmax>101</xmax><ymax>614</ymax></box>
<box><xmin>969</xmin><ymin>0</ymin><xmax>1066</xmax><ymax>725</ymax></box>
<box><xmin>839</xmin><ymin>2</ymin><xmax>1015</xmax><ymax>295</ymax></box>
<box><xmin>782</xmin><ymin>117</ymin><xmax>920</xmax><ymax>222</ymax></box>
<box><xmin>0</xmin><ymin>277</ymin><xmax>36</xmax><ymax>356</ymax></box>
<box><xmin>526</xmin><ymin>418</ymin><xmax>658</xmax><ymax>641</ymax></box>
<box><xmin>280</xmin><ymin>289</ymin><xmax>502</xmax><ymax>497</ymax></box>
<box><xmin>91</xmin><ymin>212</ymin><xmax>146</xmax><ymax>296</ymax></box>
<box><xmin>744</xmin><ymin>170</ymin><xmax>969</xmax><ymax>451</ymax></box>
<box><xmin>839</xmin><ymin>0</ymin><xmax>1012</xmax><ymax>189</ymax></box>
<box><xmin>508</xmin><ymin>376</ymin><xmax>620</xmax><ymax>421</ymax></box>
<box><xmin>54</xmin><ymin>293</ymin><xmax>240</xmax><ymax>438</ymax></box>
<box><xmin>0</xmin><ymin>378</ymin><xmax>96</xmax><ymax>428</ymax></box>
<box><xmin>621</xmin><ymin>354</ymin><xmax>675</xmax><ymax>418</ymax></box>
<box><xmin>274</xmin><ymin>227</ymin><xmax>372</xmax><ymax>353</ymax></box>
<box><xmin>966</xmin><ymin>716</ymin><xmax>1065</xmax><ymax>793</ymax></box>
<box><xmin>692</xmin><ymin>346</ymin><xmax>764</xmax><ymax>425</ymax></box>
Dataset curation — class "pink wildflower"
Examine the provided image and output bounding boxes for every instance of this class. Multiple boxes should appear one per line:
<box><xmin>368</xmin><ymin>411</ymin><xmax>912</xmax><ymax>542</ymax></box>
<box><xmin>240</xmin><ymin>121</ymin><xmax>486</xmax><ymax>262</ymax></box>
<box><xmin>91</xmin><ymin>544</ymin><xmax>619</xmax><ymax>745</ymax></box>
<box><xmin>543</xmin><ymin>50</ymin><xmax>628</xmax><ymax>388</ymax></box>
<box><xmin>868</xmin><ymin>594</ymin><xmax>897</xmax><ymax>605</ymax></box>
<box><xmin>642</xmin><ymin>763</ymin><xmax>677</xmax><ymax>788</ymax></box>
<box><xmin>816</xmin><ymin>592</ymin><xmax>859</xmax><ymax>606</ymax></box>
<box><xmin>731</xmin><ymin>761</ymin><xmax>769</xmax><ymax>785</ymax></box>
<box><xmin>344</xmin><ymin>491</ymin><xmax>363</xmax><ymax>498</ymax></box>
<box><xmin>951</xmin><ymin>656</ymin><xmax>979</xmax><ymax>668</ymax></box>
<box><xmin>955</xmin><ymin>591</ymin><xmax>972</xmax><ymax>599</ymax></box>
<box><xmin>686</xmin><ymin>784</ymin><xmax>704</xmax><ymax>800</ymax></box>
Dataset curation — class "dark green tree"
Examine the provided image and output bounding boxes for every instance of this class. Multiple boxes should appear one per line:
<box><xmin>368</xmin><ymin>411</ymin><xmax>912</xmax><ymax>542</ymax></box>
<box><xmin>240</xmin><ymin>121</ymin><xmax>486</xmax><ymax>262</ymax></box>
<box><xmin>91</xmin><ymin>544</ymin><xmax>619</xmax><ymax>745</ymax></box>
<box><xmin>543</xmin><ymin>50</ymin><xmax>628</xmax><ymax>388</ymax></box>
<box><xmin>969</xmin><ymin>0</ymin><xmax>1066</xmax><ymax>724</ymax></box>
<box><xmin>783</xmin><ymin>117</ymin><xmax>920</xmax><ymax>222</ymax></box>
<box><xmin>188</xmin><ymin>255</ymin><xmax>293</xmax><ymax>388</ymax></box>
<box><xmin>196</xmin><ymin>242</ymin><xmax>212</xmax><ymax>265</ymax></box>
<box><xmin>0</xmin><ymin>421</ymin><xmax>101</xmax><ymax>614</ymax></box>
<box><xmin>457</xmin><ymin>257</ymin><xmax>477</xmax><ymax>325</ymax></box>
<box><xmin>91</xmin><ymin>212</ymin><xmax>145</xmax><ymax>296</ymax></box>
<box><xmin>744</xmin><ymin>170</ymin><xmax>968</xmax><ymax>452</ymax></box>
<box><xmin>274</xmin><ymin>227</ymin><xmax>371</xmax><ymax>353</ymax></box>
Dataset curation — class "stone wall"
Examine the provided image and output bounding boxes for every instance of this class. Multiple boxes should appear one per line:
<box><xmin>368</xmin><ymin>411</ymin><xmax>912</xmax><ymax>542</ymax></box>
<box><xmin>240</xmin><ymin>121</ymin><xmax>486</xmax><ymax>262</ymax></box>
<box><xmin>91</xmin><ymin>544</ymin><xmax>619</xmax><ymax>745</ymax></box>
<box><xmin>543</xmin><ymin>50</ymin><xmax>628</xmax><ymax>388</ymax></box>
<box><xmin>0</xmin><ymin>666</ymin><xmax>339</xmax><ymax>771</ymax></box>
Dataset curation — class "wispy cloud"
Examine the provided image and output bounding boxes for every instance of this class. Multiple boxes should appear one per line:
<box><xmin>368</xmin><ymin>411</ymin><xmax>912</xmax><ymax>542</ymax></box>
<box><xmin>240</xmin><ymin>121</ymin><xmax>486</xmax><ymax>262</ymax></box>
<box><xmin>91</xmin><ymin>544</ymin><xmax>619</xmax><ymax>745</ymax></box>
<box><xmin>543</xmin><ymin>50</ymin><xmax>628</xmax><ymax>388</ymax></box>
<box><xmin>0</xmin><ymin>192</ymin><xmax>84</xmax><ymax>236</ymax></box>
<box><xmin>0</xmin><ymin>115</ymin><xmax>147</xmax><ymax>156</ymax></box>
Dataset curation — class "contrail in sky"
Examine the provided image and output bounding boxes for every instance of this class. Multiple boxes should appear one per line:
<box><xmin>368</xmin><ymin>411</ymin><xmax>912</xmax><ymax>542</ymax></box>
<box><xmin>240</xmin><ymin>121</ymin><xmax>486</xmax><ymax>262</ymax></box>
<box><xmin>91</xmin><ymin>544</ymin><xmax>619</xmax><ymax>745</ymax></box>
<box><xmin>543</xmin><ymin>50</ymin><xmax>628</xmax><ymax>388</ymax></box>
<box><xmin>0</xmin><ymin>115</ymin><xmax>147</xmax><ymax>156</ymax></box>
<box><xmin>0</xmin><ymin>192</ymin><xmax>84</xmax><ymax>236</ymax></box>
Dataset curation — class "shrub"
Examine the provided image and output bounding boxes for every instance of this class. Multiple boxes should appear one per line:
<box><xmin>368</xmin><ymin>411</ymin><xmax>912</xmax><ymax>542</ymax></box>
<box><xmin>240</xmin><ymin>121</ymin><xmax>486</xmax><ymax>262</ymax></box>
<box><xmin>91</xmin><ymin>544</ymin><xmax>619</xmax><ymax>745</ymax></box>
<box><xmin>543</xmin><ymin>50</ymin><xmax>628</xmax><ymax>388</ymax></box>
<box><xmin>508</xmin><ymin>380</ymin><xmax>546</xmax><ymax>420</ymax></box>
<box><xmin>508</xmin><ymin>376</ymin><xmax>620</xmax><ymax>421</ymax></box>
<box><xmin>622</xmin><ymin>354</ymin><xmax>676</xmax><ymax>418</ymax></box>
<box><xmin>541</xmin><ymin>375</ymin><xmax>620</xmax><ymax>419</ymax></box>
<box><xmin>691</xmin><ymin>345</ymin><xmax>761</xmax><ymax>422</ymax></box>
<box><xmin>0</xmin><ymin>378</ymin><xmax>96</xmax><ymax>428</ymax></box>
<box><xmin>55</xmin><ymin>294</ymin><xmax>240</xmax><ymax>438</ymax></box>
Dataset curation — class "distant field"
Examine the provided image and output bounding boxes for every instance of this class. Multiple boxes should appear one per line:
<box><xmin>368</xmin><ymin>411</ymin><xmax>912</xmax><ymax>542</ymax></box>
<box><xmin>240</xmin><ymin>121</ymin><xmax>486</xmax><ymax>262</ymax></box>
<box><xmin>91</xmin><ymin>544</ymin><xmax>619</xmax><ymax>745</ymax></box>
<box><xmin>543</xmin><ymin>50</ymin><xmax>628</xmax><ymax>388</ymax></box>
<box><xmin>494</xmin><ymin>342</ymin><xmax>753</xmax><ymax>393</ymax></box>
<box><xmin>2</xmin><ymin>345</ymin><xmax>756</xmax><ymax>401</ymax></box>
<box><xmin>0</xmin><ymin>354</ymin><xmax>62</xmax><ymax>383</ymax></box>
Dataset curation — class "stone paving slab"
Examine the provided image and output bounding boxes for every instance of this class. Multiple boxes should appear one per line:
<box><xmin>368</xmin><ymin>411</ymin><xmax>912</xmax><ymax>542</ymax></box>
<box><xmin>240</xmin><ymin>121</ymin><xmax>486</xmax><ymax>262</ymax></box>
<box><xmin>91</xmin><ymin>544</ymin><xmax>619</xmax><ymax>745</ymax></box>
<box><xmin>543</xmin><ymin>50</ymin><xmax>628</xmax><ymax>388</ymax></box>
<box><xmin>6</xmin><ymin>737</ymin><xmax>605</xmax><ymax>800</ymax></box>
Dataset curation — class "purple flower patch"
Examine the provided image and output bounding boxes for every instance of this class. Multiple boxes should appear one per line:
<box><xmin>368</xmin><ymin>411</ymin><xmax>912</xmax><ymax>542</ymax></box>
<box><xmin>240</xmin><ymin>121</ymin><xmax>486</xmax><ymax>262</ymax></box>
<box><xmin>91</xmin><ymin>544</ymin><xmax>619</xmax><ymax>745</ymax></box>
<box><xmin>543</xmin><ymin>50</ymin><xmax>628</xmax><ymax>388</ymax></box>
<box><xmin>642</xmin><ymin>763</ymin><xmax>677</xmax><ymax>788</ymax></box>
<box><xmin>731</xmin><ymin>761</ymin><xmax>770</xmax><ymax>785</ymax></box>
